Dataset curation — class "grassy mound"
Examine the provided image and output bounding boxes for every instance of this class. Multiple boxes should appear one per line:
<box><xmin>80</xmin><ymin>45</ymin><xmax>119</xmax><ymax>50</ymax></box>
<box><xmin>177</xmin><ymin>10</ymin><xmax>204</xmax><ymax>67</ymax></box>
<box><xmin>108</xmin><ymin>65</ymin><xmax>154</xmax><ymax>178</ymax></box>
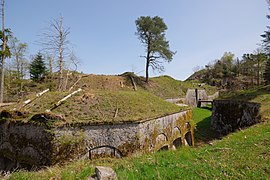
<box><xmin>1</xmin><ymin>89</ymin><xmax>184</xmax><ymax>126</ymax></box>
<box><xmin>145</xmin><ymin>75</ymin><xmax>218</xmax><ymax>99</ymax></box>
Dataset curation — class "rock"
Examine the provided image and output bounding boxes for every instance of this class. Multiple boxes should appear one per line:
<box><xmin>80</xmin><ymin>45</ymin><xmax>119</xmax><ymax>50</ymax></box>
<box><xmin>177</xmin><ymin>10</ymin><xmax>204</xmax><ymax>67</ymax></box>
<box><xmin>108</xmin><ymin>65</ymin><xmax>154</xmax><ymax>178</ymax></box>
<box><xmin>95</xmin><ymin>166</ymin><xmax>118</xmax><ymax>180</ymax></box>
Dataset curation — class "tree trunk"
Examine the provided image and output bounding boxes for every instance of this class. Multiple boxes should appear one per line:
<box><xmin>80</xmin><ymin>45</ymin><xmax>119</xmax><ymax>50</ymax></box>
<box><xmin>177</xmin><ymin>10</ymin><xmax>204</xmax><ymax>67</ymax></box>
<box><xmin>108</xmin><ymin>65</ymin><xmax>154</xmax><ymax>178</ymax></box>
<box><xmin>58</xmin><ymin>17</ymin><xmax>64</xmax><ymax>91</ymax></box>
<box><xmin>145</xmin><ymin>40</ymin><xmax>151</xmax><ymax>83</ymax></box>
<box><xmin>145</xmin><ymin>59</ymin><xmax>149</xmax><ymax>83</ymax></box>
<box><xmin>49</xmin><ymin>56</ymin><xmax>53</xmax><ymax>77</ymax></box>
<box><xmin>0</xmin><ymin>0</ymin><xmax>6</xmax><ymax>103</ymax></box>
<box><xmin>257</xmin><ymin>59</ymin><xmax>260</xmax><ymax>86</ymax></box>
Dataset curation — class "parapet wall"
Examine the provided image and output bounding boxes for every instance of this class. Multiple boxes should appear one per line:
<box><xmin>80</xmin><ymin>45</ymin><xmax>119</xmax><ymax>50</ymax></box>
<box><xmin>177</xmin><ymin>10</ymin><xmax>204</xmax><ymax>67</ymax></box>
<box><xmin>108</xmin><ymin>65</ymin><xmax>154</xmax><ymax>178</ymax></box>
<box><xmin>211</xmin><ymin>100</ymin><xmax>261</xmax><ymax>135</ymax></box>
<box><xmin>0</xmin><ymin>109</ymin><xmax>193</xmax><ymax>170</ymax></box>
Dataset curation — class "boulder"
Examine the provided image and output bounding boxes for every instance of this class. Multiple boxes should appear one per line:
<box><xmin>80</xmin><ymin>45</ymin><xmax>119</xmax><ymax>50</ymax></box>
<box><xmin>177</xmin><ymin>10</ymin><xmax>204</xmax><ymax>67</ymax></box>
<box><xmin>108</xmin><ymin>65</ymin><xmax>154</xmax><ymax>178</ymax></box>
<box><xmin>95</xmin><ymin>166</ymin><xmax>118</xmax><ymax>180</ymax></box>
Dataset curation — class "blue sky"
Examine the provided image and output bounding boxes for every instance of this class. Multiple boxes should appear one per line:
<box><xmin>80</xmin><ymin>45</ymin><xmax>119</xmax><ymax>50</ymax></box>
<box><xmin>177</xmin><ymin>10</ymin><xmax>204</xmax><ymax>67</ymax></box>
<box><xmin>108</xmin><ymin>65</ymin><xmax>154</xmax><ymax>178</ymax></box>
<box><xmin>5</xmin><ymin>0</ymin><xmax>269</xmax><ymax>80</ymax></box>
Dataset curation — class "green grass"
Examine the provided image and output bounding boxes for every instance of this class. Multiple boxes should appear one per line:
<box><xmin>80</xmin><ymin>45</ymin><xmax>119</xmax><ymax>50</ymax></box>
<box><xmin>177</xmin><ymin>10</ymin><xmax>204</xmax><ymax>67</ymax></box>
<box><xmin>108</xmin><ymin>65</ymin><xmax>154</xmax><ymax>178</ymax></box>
<box><xmin>146</xmin><ymin>75</ymin><xmax>218</xmax><ymax>99</ymax></box>
<box><xmin>58</xmin><ymin>90</ymin><xmax>183</xmax><ymax>125</ymax></box>
<box><xmin>148</xmin><ymin>75</ymin><xmax>185</xmax><ymax>98</ymax></box>
<box><xmin>192</xmin><ymin>107</ymin><xmax>219</xmax><ymax>145</ymax></box>
<box><xmin>114</xmin><ymin>121</ymin><xmax>270</xmax><ymax>179</ymax></box>
<box><xmin>2</xmin><ymin>90</ymin><xmax>184</xmax><ymax>126</ymax></box>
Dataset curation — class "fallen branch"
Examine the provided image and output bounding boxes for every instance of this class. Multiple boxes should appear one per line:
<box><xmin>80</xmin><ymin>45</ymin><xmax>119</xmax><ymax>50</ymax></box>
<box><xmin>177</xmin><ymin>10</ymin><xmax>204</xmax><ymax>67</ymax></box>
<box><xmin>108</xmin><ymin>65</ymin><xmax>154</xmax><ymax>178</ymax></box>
<box><xmin>48</xmin><ymin>88</ymin><xmax>82</xmax><ymax>111</ymax></box>
<box><xmin>22</xmin><ymin>89</ymin><xmax>50</xmax><ymax>107</ymax></box>
<box><xmin>69</xmin><ymin>75</ymin><xmax>82</xmax><ymax>92</ymax></box>
<box><xmin>0</xmin><ymin>102</ymin><xmax>15</xmax><ymax>107</ymax></box>
<box><xmin>114</xmin><ymin>107</ymin><xmax>119</xmax><ymax>118</ymax></box>
<box><xmin>130</xmin><ymin>76</ymin><xmax>137</xmax><ymax>91</ymax></box>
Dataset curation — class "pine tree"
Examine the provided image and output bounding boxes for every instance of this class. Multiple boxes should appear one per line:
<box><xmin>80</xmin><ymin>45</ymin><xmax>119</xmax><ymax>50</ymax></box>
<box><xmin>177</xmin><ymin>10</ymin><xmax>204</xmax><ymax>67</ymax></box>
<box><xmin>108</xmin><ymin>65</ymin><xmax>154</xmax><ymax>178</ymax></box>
<box><xmin>29</xmin><ymin>52</ymin><xmax>47</xmax><ymax>82</ymax></box>
<box><xmin>135</xmin><ymin>16</ymin><xmax>175</xmax><ymax>83</ymax></box>
<box><xmin>264</xmin><ymin>58</ymin><xmax>270</xmax><ymax>84</ymax></box>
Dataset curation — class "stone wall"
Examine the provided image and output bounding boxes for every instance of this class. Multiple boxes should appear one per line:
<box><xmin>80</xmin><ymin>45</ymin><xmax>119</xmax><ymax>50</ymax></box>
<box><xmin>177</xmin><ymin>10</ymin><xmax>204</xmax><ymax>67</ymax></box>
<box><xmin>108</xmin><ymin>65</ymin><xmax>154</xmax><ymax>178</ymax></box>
<box><xmin>0</xmin><ymin>121</ymin><xmax>53</xmax><ymax>170</ymax></box>
<box><xmin>54</xmin><ymin>109</ymin><xmax>194</xmax><ymax>159</ymax></box>
<box><xmin>0</xmin><ymin>109</ymin><xmax>193</xmax><ymax>170</ymax></box>
<box><xmin>211</xmin><ymin>100</ymin><xmax>261</xmax><ymax>135</ymax></box>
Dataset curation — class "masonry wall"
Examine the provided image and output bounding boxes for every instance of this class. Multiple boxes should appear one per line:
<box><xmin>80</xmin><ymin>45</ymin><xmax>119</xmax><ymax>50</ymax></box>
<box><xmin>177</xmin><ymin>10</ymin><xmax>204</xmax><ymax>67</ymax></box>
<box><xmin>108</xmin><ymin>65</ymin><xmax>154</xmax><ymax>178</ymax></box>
<box><xmin>0</xmin><ymin>109</ymin><xmax>193</xmax><ymax>170</ymax></box>
<box><xmin>211</xmin><ymin>100</ymin><xmax>261</xmax><ymax>135</ymax></box>
<box><xmin>0</xmin><ymin>121</ymin><xmax>52</xmax><ymax>170</ymax></box>
<box><xmin>54</xmin><ymin>109</ymin><xmax>193</xmax><ymax>159</ymax></box>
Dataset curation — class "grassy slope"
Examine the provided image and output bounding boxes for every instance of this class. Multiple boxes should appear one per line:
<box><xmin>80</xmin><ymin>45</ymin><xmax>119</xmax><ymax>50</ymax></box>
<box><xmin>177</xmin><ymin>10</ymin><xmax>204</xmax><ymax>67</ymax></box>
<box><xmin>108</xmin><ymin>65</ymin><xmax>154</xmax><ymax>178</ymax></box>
<box><xmin>3</xmin><ymin>90</ymin><xmax>183</xmax><ymax>126</ymax></box>
<box><xmin>148</xmin><ymin>75</ymin><xmax>218</xmax><ymax>99</ymax></box>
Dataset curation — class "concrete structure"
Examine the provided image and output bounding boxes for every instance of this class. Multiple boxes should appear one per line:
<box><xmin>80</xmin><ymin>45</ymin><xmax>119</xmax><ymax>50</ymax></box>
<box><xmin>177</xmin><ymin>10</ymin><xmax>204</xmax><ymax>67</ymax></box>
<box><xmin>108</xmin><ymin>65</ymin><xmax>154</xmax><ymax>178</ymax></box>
<box><xmin>211</xmin><ymin>100</ymin><xmax>261</xmax><ymax>135</ymax></box>
<box><xmin>185</xmin><ymin>89</ymin><xmax>208</xmax><ymax>107</ymax></box>
<box><xmin>0</xmin><ymin>109</ymin><xmax>193</xmax><ymax>170</ymax></box>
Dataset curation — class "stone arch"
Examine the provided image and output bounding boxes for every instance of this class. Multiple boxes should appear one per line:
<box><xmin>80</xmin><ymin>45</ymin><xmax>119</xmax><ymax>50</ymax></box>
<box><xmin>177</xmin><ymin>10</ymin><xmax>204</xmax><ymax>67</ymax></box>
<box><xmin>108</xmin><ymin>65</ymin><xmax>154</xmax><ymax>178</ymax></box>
<box><xmin>158</xmin><ymin>145</ymin><xmax>169</xmax><ymax>152</ymax></box>
<box><xmin>155</xmin><ymin>133</ymin><xmax>169</xmax><ymax>151</ymax></box>
<box><xmin>172</xmin><ymin>127</ymin><xmax>182</xmax><ymax>149</ymax></box>
<box><xmin>88</xmin><ymin>145</ymin><xmax>123</xmax><ymax>159</ymax></box>
<box><xmin>184</xmin><ymin>131</ymin><xmax>193</xmax><ymax>146</ymax></box>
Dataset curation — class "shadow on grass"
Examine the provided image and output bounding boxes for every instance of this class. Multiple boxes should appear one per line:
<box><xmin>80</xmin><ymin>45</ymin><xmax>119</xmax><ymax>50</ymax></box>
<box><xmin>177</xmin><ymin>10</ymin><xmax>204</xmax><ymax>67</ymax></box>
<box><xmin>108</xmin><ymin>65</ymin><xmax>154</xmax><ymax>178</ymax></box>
<box><xmin>194</xmin><ymin>107</ymin><xmax>220</xmax><ymax>146</ymax></box>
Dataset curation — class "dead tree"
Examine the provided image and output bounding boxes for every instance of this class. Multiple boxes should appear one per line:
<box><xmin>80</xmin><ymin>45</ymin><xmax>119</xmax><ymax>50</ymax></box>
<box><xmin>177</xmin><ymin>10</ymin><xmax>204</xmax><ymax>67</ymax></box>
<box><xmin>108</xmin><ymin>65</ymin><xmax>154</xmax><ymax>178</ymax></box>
<box><xmin>40</xmin><ymin>15</ymin><xmax>70</xmax><ymax>91</ymax></box>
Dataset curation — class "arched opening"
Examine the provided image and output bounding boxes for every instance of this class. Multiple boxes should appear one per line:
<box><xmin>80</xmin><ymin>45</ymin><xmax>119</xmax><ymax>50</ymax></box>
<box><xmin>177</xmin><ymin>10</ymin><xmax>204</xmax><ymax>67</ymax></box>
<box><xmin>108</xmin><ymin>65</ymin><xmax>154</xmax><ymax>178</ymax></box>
<box><xmin>88</xmin><ymin>145</ymin><xmax>123</xmax><ymax>159</ymax></box>
<box><xmin>172</xmin><ymin>126</ymin><xmax>182</xmax><ymax>149</ymax></box>
<box><xmin>158</xmin><ymin>145</ymin><xmax>169</xmax><ymax>152</ymax></box>
<box><xmin>185</xmin><ymin>131</ymin><xmax>193</xmax><ymax>146</ymax></box>
<box><xmin>173</xmin><ymin>137</ymin><xmax>182</xmax><ymax>149</ymax></box>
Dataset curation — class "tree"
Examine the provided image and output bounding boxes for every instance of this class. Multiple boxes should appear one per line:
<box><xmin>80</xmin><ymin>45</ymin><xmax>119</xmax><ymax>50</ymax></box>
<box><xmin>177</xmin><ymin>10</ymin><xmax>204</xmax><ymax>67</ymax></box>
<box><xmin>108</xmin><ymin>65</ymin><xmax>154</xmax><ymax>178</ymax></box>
<box><xmin>251</xmin><ymin>51</ymin><xmax>268</xmax><ymax>85</ymax></box>
<box><xmin>0</xmin><ymin>0</ymin><xmax>11</xmax><ymax>102</ymax></box>
<box><xmin>29</xmin><ymin>53</ymin><xmax>47</xmax><ymax>82</ymax></box>
<box><xmin>10</xmin><ymin>37</ymin><xmax>28</xmax><ymax>80</ymax></box>
<box><xmin>135</xmin><ymin>16</ymin><xmax>175</xmax><ymax>83</ymax></box>
<box><xmin>261</xmin><ymin>1</ymin><xmax>270</xmax><ymax>55</ymax></box>
<box><xmin>264</xmin><ymin>57</ymin><xmax>270</xmax><ymax>84</ymax></box>
<box><xmin>40</xmin><ymin>16</ymin><xmax>70</xmax><ymax>90</ymax></box>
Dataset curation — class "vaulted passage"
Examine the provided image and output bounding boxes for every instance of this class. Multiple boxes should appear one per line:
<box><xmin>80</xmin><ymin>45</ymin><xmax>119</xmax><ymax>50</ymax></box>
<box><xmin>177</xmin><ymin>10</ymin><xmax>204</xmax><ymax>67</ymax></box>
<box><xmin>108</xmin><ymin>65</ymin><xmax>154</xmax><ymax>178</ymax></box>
<box><xmin>185</xmin><ymin>131</ymin><xmax>193</xmax><ymax>146</ymax></box>
<box><xmin>158</xmin><ymin>145</ymin><xmax>169</xmax><ymax>152</ymax></box>
<box><xmin>173</xmin><ymin>137</ymin><xmax>182</xmax><ymax>149</ymax></box>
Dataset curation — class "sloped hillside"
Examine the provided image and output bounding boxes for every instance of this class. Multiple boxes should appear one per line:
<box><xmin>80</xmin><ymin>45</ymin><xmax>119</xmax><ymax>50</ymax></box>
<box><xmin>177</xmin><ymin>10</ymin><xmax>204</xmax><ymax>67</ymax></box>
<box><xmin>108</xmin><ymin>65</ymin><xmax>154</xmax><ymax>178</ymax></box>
<box><xmin>0</xmin><ymin>74</ymin><xmax>186</xmax><ymax>126</ymax></box>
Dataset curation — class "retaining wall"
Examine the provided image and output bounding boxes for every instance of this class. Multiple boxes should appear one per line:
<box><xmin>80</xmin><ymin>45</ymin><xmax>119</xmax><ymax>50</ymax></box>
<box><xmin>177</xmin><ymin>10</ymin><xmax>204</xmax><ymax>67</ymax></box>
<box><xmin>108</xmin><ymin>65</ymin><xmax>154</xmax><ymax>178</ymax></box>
<box><xmin>0</xmin><ymin>109</ymin><xmax>193</xmax><ymax>170</ymax></box>
<box><xmin>211</xmin><ymin>100</ymin><xmax>261</xmax><ymax>135</ymax></box>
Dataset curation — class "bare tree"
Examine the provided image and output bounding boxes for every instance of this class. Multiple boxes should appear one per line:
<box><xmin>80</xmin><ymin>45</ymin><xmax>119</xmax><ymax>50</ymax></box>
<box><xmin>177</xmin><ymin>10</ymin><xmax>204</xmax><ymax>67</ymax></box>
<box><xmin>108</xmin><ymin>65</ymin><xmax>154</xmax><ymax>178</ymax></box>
<box><xmin>40</xmin><ymin>15</ymin><xmax>70</xmax><ymax>91</ymax></box>
<box><xmin>62</xmin><ymin>49</ymin><xmax>80</xmax><ymax>91</ymax></box>
<box><xmin>10</xmin><ymin>37</ymin><xmax>28</xmax><ymax>80</ymax></box>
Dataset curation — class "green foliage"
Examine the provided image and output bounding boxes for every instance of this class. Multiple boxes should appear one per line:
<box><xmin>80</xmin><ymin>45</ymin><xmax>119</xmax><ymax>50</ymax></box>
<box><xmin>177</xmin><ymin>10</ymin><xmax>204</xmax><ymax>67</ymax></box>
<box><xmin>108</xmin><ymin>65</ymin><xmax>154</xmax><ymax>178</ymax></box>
<box><xmin>264</xmin><ymin>58</ymin><xmax>270</xmax><ymax>84</ymax></box>
<box><xmin>29</xmin><ymin>52</ymin><xmax>47</xmax><ymax>82</ymax></box>
<box><xmin>135</xmin><ymin>16</ymin><xmax>175</xmax><ymax>82</ymax></box>
<box><xmin>10</xmin><ymin>37</ymin><xmax>29</xmax><ymax>80</ymax></box>
<box><xmin>261</xmin><ymin>3</ymin><xmax>270</xmax><ymax>55</ymax></box>
<box><xmin>191</xmin><ymin>51</ymin><xmax>269</xmax><ymax>88</ymax></box>
<box><xmin>0</xmin><ymin>28</ymin><xmax>12</xmax><ymax>58</ymax></box>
